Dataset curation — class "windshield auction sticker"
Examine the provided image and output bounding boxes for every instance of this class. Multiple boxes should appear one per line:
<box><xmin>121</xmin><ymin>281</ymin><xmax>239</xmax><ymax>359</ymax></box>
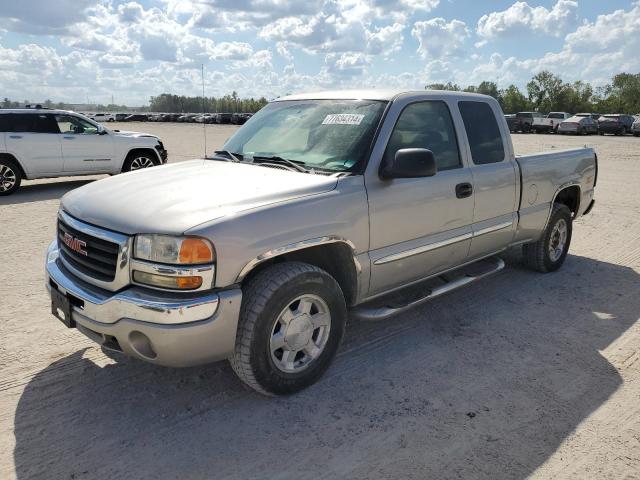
<box><xmin>322</xmin><ymin>114</ymin><xmax>365</xmax><ymax>125</ymax></box>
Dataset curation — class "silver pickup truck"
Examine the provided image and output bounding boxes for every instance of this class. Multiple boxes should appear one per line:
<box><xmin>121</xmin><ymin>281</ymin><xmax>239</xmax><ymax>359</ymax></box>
<box><xmin>45</xmin><ymin>90</ymin><xmax>597</xmax><ymax>395</ymax></box>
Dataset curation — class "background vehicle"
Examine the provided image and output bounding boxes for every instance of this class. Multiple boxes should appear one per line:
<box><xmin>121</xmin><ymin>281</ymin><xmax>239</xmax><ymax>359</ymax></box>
<box><xmin>632</xmin><ymin>117</ymin><xmax>640</xmax><ymax>137</ymax></box>
<box><xmin>546</xmin><ymin>112</ymin><xmax>572</xmax><ymax>133</ymax></box>
<box><xmin>0</xmin><ymin>108</ymin><xmax>166</xmax><ymax>195</ymax></box>
<box><xmin>45</xmin><ymin>90</ymin><xmax>596</xmax><ymax>395</ymax></box>
<box><xmin>215</xmin><ymin>113</ymin><xmax>233</xmax><ymax>124</ymax></box>
<box><xmin>575</xmin><ymin>112</ymin><xmax>602</xmax><ymax>120</ymax></box>
<box><xmin>558</xmin><ymin>115</ymin><xmax>599</xmax><ymax>135</ymax></box>
<box><xmin>124</xmin><ymin>114</ymin><xmax>148</xmax><ymax>122</ymax></box>
<box><xmin>232</xmin><ymin>113</ymin><xmax>253</xmax><ymax>125</ymax></box>
<box><xmin>91</xmin><ymin>113</ymin><xmax>115</xmax><ymax>122</ymax></box>
<box><xmin>115</xmin><ymin>113</ymin><xmax>128</xmax><ymax>121</ymax></box>
<box><xmin>597</xmin><ymin>114</ymin><xmax>635</xmax><ymax>135</ymax></box>
<box><xmin>511</xmin><ymin>111</ymin><xmax>544</xmax><ymax>133</ymax></box>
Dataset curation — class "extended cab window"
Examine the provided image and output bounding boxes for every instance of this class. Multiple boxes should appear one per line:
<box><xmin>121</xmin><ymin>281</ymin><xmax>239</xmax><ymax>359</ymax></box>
<box><xmin>384</xmin><ymin>101</ymin><xmax>461</xmax><ymax>171</ymax></box>
<box><xmin>55</xmin><ymin>115</ymin><xmax>98</xmax><ymax>135</ymax></box>
<box><xmin>458</xmin><ymin>101</ymin><xmax>506</xmax><ymax>165</ymax></box>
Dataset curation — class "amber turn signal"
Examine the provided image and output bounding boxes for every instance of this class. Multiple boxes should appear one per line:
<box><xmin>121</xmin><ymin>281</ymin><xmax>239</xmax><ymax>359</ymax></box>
<box><xmin>179</xmin><ymin>238</ymin><xmax>214</xmax><ymax>264</ymax></box>
<box><xmin>133</xmin><ymin>271</ymin><xmax>203</xmax><ymax>290</ymax></box>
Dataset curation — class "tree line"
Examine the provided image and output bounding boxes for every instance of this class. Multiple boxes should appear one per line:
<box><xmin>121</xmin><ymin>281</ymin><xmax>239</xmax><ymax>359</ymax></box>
<box><xmin>149</xmin><ymin>92</ymin><xmax>268</xmax><ymax>113</ymax></box>
<box><xmin>427</xmin><ymin>71</ymin><xmax>640</xmax><ymax>115</ymax></box>
<box><xmin>1</xmin><ymin>91</ymin><xmax>269</xmax><ymax>114</ymax></box>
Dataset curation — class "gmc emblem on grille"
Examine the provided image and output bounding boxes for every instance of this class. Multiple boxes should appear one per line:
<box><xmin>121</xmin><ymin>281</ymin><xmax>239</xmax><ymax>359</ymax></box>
<box><xmin>63</xmin><ymin>232</ymin><xmax>88</xmax><ymax>256</ymax></box>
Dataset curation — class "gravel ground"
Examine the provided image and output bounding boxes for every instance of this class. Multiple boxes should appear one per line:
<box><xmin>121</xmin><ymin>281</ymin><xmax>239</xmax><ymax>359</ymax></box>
<box><xmin>1</xmin><ymin>123</ymin><xmax>639</xmax><ymax>480</ymax></box>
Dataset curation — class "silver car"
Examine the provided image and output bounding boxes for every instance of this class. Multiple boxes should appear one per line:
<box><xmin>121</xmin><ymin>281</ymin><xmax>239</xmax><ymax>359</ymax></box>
<box><xmin>557</xmin><ymin>115</ymin><xmax>599</xmax><ymax>135</ymax></box>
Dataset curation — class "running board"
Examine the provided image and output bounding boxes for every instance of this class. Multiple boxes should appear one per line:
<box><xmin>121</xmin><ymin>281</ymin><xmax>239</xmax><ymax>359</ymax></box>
<box><xmin>351</xmin><ymin>257</ymin><xmax>505</xmax><ymax>321</ymax></box>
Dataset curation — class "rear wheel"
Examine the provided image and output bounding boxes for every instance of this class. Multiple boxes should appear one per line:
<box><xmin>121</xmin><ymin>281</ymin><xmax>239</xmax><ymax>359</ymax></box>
<box><xmin>0</xmin><ymin>159</ymin><xmax>22</xmax><ymax>196</ymax></box>
<box><xmin>231</xmin><ymin>262</ymin><xmax>347</xmax><ymax>396</ymax></box>
<box><xmin>122</xmin><ymin>152</ymin><xmax>157</xmax><ymax>172</ymax></box>
<box><xmin>522</xmin><ymin>123</ymin><xmax>531</xmax><ymax>134</ymax></box>
<box><xmin>523</xmin><ymin>204</ymin><xmax>572</xmax><ymax>273</ymax></box>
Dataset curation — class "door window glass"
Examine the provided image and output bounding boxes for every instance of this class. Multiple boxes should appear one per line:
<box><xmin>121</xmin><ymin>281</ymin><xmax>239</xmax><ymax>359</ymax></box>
<box><xmin>458</xmin><ymin>101</ymin><xmax>506</xmax><ymax>165</ymax></box>
<box><xmin>55</xmin><ymin>115</ymin><xmax>99</xmax><ymax>135</ymax></box>
<box><xmin>383</xmin><ymin>101</ymin><xmax>461</xmax><ymax>171</ymax></box>
<box><xmin>1</xmin><ymin>113</ymin><xmax>58</xmax><ymax>133</ymax></box>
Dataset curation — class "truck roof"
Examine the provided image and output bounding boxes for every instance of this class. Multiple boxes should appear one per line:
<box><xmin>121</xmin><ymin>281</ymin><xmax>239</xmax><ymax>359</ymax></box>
<box><xmin>275</xmin><ymin>89</ymin><xmax>496</xmax><ymax>102</ymax></box>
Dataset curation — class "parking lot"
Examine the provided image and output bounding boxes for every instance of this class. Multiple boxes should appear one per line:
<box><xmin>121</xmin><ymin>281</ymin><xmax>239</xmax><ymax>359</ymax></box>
<box><xmin>1</xmin><ymin>124</ymin><xmax>639</xmax><ymax>479</ymax></box>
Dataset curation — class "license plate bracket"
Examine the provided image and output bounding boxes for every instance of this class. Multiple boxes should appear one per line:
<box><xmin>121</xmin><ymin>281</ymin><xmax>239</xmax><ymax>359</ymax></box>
<box><xmin>51</xmin><ymin>287</ymin><xmax>75</xmax><ymax>328</ymax></box>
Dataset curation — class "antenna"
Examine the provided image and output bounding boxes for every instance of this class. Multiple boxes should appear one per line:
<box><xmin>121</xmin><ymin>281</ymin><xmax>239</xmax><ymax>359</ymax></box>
<box><xmin>201</xmin><ymin>64</ymin><xmax>207</xmax><ymax>157</ymax></box>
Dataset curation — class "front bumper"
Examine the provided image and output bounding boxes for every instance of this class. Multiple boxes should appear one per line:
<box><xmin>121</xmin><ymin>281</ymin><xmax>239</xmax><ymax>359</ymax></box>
<box><xmin>45</xmin><ymin>241</ymin><xmax>241</xmax><ymax>367</ymax></box>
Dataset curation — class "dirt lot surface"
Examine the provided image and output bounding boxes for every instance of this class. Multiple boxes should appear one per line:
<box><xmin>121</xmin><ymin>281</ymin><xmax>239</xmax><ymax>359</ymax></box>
<box><xmin>1</xmin><ymin>123</ymin><xmax>639</xmax><ymax>480</ymax></box>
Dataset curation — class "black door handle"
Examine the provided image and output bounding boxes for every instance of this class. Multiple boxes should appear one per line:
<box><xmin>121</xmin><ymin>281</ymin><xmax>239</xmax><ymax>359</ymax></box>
<box><xmin>455</xmin><ymin>182</ymin><xmax>473</xmax><ymax>199</ymax></box>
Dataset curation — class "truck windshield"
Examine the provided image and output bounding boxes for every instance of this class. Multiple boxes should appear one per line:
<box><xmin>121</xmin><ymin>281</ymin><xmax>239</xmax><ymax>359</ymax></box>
<box><xmin>221</xmin><ymin>99</ymin><xmax>387</xmax><ymax>172</ymax></box>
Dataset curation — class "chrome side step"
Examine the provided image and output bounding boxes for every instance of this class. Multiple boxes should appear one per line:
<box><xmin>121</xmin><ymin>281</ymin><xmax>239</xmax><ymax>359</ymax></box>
<box><xmin>351</xmin><ymin>257</ymin><xmax>505</xmax><ymax>321</ymax></box>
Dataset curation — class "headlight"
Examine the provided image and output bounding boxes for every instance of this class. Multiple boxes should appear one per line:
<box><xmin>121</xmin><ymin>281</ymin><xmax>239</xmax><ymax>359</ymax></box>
<box><xmin>134</xmin><ymin>235</ymin><xmax>214</xmax><ymax>265</ymax></box>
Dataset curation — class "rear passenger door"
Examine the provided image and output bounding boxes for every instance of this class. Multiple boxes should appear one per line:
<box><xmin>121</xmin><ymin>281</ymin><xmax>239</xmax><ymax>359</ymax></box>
<box><xmin>458</xmin><ymin>101</ymin><xmax>517</xmax><ymax>260</ymax></box>
<box><xmin>2</xmin><ymin>113</ymin><xmax>63</xmax><ymax>177</ymax></box>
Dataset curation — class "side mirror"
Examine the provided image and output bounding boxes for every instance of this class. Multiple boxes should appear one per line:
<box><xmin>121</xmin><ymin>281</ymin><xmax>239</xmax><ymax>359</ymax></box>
<box><xmin>97</xmin><ymin>125</ymin><xmax>107</xmax><ymax>135</ymax></box>
<box><xmin>381</xmin><ymin>148</ymin><xmax>437</xmax><ymax>179</ymax></box>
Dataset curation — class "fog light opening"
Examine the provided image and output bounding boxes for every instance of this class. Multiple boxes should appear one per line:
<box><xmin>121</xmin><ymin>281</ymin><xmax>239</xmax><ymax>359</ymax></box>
<box><xmin>129</xmin><ymin>331</ymin><xmax>157</xmax><ymax>359</ymax></box>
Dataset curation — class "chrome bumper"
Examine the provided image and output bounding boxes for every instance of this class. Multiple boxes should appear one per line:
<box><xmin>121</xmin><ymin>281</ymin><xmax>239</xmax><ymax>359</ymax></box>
<box><xmin>45</xmin><ymin>241</ymin><xmax>242</xmax><ymax>367</ymax></box>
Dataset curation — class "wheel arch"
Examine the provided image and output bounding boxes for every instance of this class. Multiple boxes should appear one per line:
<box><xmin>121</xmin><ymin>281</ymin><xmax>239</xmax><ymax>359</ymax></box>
<box><xmin>122</xmin><ymin>147</ymin><xmax>161</xmax><ymax>172</ymax></box>
<box><xmin>553</xmin><ymin>184</ymin><xmax>581</xmax><ymax>217</ymax></box>
<box><xmin>237</xmin><ymin>238</ymin><xmax>361</xmax><ymax>307</ymax></box>
<box><xmin>0</xmin><ymin>152</ymin><xmax>28</xmax><ymax>179</ymax></box>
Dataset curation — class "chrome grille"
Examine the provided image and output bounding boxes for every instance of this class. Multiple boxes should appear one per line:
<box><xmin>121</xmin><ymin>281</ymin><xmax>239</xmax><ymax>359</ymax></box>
<box><xmin>57</xmin><ymin>216</ymin><xmax>123</xmax><ymax>284</ymax></box>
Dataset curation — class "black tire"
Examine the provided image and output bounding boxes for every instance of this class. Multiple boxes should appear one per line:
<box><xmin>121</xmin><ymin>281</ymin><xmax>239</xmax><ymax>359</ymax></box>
<box><xmin>580</xmin><ymin>127</ymin><xmax>587</xmax><ymax>136</ymax></box>
<box><xmin>522</xmin><ymin>203</ymin><xmax>572</xmax><ymax>273</ymax></box>
<box><xmin>0</xmin><ymin>158</ymin><xmax>22</xmax><ymax>196</ymax></box>
<box><xmin>230</xmin><ymin>262</ymin><xmax>347</xmax><ymax>396</ymax></box>
<box><xmin>522</xmin><ymin>123</ymin><xmax>531</xmax><ymax>134</ymax></box>
<box><xmin>599</xmin><ymin>131</ymin><xmax>604</xmax><ymax>136</ymax></box>
<box><xmin>122</xmin><ymin>151</ymin><xmax>158</xmax><ymax>172</ymax></box>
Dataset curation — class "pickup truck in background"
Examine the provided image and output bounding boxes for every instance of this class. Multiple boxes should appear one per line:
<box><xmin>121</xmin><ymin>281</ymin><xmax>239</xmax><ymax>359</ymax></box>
<box><xmin>45</xmin><ymin>90</ymin><xmax>597</xmax><ymax>395</ymax></box>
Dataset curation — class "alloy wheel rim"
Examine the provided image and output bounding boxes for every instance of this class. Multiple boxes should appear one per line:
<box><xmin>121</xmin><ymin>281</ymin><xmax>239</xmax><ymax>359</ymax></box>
<box><xmin>548</xmin><ymin>218</ymin><xmax>568</xmax><ymax>262</ymax></box>
<box><xmin>130</xmin><ymin>157</ymin><xmax>154</xmax><ymax>170</ymax></box>
<box><xmin>0</xmin><ymin>165</ymin><xmax>16</xmax><ymax>192</ymax></box>
<box><xmin>270</xmin><ymin>294</ymin><xmax>331</xmax><ymax>373</ymax></box>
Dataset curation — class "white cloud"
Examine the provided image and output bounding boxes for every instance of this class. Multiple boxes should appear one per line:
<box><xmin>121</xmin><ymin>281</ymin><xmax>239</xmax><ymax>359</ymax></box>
<box><xmin>0</xmin><ymin>0</ymin><xmax>93</xmax><ymax>34</ymax></box>
<box><xmin>477</xmin><ymin>0</ymin><xmax>579</xmax><ymax>39</ymax></box>
<box><xmin>323</xmin><ymin>52</ymin><xmax>371</xmax><ymax>77</ymax></box>
<box><xmin>411</xmin><ymin>18</ymin><xmax>470</xmax><ymax>59</ymax></box>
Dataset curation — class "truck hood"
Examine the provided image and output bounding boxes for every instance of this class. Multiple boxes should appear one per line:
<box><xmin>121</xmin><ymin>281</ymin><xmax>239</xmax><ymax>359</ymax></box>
<box><xmin>61</xmin><ymin>160</ymin><xmax>338</xmax><ymax>235</ymax></box>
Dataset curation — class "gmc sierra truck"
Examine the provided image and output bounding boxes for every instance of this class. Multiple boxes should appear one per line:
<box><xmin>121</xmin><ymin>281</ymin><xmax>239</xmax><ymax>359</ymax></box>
<box><xmin>45</xmin><ymin>90</ymin><xmax>597</xmax><ymax>396</ymax></box>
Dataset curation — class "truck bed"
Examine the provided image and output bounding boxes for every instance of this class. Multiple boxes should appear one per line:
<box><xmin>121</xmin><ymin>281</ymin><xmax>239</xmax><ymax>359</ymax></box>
<box><xmin>513</xmin><ymin>147</ymin><xmax>597</xmax><ymax>243</ymax></box>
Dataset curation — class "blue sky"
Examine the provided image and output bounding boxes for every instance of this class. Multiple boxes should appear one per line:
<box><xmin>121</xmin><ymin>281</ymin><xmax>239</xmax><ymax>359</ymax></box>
<box><xmin>0</xmin><ymin>0</ymin><xmax>638</xmax><ymax>105</ymax></box>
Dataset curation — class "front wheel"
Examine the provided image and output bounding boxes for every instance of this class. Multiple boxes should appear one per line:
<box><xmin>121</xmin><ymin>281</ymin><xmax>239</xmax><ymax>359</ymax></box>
<box><xmin>231</xmin><ymin>262</ymin><xmax>347</xmax><ymax>396</ymax></box>
<box><xmin>122</xmin><ymin>152</ymin><xmax>157</xmax><ymax>172</ymax></box>
<box><xmin>523</xmin><ymin>204</ymin><xmax>572</xmax><ymax>273</ymax></box>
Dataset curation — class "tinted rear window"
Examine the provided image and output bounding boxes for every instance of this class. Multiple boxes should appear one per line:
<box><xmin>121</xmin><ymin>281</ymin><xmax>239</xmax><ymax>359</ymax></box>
<box><xmin>458</xmin><ymin>101</ymin><xmax>505</xmax><ymax>165</ymax></box>
<box><xmin>0</xmin><ymin>113</ymin><xmax>58</xmax><ymax>133</ymax></box>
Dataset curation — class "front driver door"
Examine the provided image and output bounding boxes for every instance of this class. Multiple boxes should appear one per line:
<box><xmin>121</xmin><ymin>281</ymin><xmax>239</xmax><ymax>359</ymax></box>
<box><xmin>366</xmin><ymin>99</ymin><xmax>475</xmax><ymax>297</ymax></box>
<box><xmin>55</xmin><ymin>115</ymin><xmax>115</xmax><ymax>172</ymax></box>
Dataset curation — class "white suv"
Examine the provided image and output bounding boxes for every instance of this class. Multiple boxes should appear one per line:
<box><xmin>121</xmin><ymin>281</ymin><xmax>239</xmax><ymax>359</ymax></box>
<box><xmin>0</xmin><ymin>108</ymin><xmax>167</xmax><ymax>195</ymax></box>
<box><xmin>91</xmin><ymin>113</ymin><xmax>116</xmax><ymax>122</ymax></box>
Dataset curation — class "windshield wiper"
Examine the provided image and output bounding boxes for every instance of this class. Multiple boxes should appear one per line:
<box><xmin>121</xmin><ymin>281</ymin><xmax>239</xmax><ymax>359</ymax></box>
<box><xmin>211</xmin><ymin>150</ymin><xmax>242</xmax><ymax>162</ymax></box>
<box><xmin>252</xmin><ymin>155</ymin><xmax>309</xmax><ymax>173</ymax></box>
